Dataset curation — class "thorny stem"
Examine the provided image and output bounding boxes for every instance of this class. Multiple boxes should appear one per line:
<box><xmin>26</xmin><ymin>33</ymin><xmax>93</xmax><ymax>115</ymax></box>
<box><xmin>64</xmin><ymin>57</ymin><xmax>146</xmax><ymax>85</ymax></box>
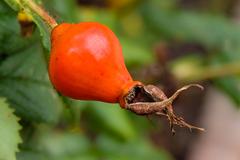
<box><xmin>125</xmin><ymin>84</ymin><xmax>205</xmax><ymax>133</ymax></box>
<box><xmin>19</xmin><ymin>0</ymin><xmax>58</xmax><ymax>29</ymax></box>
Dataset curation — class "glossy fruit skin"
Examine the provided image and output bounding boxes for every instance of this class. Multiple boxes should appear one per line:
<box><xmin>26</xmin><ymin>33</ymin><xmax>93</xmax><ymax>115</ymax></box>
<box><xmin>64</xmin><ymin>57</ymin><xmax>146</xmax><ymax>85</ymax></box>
<box><xmin>49</xmin><ymin>22</ymin><xmax>140</xmax><ymax>103</ymax></box>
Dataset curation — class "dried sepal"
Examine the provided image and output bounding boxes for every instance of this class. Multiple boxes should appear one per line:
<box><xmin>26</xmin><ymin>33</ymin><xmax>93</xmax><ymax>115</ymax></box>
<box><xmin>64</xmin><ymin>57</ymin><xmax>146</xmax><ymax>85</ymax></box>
<box><xmin>123</xmin><ymin>84</ymin><xmax>205</xmax><ymax>133</ymax></box>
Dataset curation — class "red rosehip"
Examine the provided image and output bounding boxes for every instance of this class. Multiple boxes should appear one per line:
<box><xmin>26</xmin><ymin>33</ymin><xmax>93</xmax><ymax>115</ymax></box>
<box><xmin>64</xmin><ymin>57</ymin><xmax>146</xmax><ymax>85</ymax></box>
<box><xmin>48</xmin><ymin>22</ymin><xmax>204</xmax><ymax>132</ymax></box>
<box><xmin>49</xmin><ymin>22</ymin><xmax>141</xmax><ymax>104</ymax></box>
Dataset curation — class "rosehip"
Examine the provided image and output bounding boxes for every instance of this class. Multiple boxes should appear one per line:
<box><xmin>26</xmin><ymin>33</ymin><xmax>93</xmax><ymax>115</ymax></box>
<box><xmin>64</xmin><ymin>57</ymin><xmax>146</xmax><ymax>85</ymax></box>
<box><xmin>48</xmin><ymin>22</ymin><xmax>204</xmax><ymax>132</ymax></box>
<box><xmin>49</xmin><ymin>22</ymin><xmax>141</xmax><ymax>104</ymax></box>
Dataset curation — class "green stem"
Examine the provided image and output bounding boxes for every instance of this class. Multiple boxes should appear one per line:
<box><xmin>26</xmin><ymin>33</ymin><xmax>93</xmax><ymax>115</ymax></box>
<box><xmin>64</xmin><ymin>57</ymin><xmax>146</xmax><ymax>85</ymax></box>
<box><xmin>19</xmin><ymin>0</ymin><xmax>58</xmax><ymax>29</ymax></box>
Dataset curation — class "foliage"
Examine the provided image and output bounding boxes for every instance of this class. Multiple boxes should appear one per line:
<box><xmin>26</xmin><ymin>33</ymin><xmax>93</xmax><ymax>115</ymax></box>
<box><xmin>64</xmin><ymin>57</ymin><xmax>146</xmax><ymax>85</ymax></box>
<box><xmin>0</xmin><ymin>98</ymin><xmax>21</xmax><ymax>160</ymax></box>
<box><xmin>140</xmin><ymin>1</ymin><xmax>240</xmax><ymax>105</ymax></box>
<box><xmin>1</xmin><ymin>0</ymin><xmax>240</xmax><ymax>159</ymax></box>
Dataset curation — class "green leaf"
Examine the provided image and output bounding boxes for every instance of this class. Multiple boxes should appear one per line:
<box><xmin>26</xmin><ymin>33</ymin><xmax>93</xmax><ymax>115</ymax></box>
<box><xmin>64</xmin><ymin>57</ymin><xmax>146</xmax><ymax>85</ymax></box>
<box><xmin>141</xmin><ymin>4</ymin><xmax>240</xmax><ymax>50</ymax></box>
<box><xmin>20</xmin><ymin>126</ymin><xmax>95</xmax><ymax>160</ymax></box>
<box><xmin>0</xmin><ymin>1</ymin><xmax>63</xmax><ymax>123</ymax></box>
<box><xmin>17</xmin><ymin>151</ymin><xmax>48</xmax><ymax>160</ymax></box>
<box><xmin>96</xmin><ymin>135</ymin><xmax>172</xmax><ymax>160</ymax></box>
<box><xmin>36</xmin><ymin>128</ymin><xmax>91</xmax><ymax>158</ymax></box>
<box><xmin>17</xmin><ymin>125</ymin><xmax>96</xmax><ymax>160</ymax></box>
<box><xmin>0</xmin><ymin>97</ymin><xmax>22</xmax><ymax>160</ymax></box>
<box><xmin>0</xmin><ymin>43</ymin><xmax>63</xmax><ymax>123</ymax></box>
<box><xmin>3</xmin><ymin>0</ymin><xmax>20</xmax><ymax>10</ymax></box>
<box><xmin>85</xmin><ymin>102</ymin><xmax>136</xmax><ymax>140</ymax></box>
<box><xmin>4</xmin><ymin>0</ymin><xmax>79</xmax><ymax>51</ymax></box>
<box><xmin>0</xmin><ymin>1</ymin><xmax>37</xmax><ymax>55</ymax></box>
<box><xmin>4</xmin><ymin>0</ymin><xmax>52</xmax><ymax>50</ymax></box>
<box><xmin>29</xmin><ymin>11</ymin><xmax>52</xmax><ymax>50</ymax></box>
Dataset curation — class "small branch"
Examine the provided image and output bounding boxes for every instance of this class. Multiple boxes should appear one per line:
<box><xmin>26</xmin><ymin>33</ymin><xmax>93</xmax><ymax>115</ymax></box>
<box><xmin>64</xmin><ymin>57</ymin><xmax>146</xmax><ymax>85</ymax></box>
<box><xmin>19</xmin><ymin>0</ymin><xmax>58</xmax><ymax>29</ymax></box>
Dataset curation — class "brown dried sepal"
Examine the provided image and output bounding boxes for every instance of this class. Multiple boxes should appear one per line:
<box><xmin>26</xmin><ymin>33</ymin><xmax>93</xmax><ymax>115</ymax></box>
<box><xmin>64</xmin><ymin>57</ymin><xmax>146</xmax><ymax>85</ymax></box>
<box><xmin>122</xmin><ymin>84</ymin><xmax>205</xmax><ymax>134</ymax></box>
<box><xmin>17</xmin><ymin>10</ymin><xmax>35</xmax><ymax>37</ymax></box>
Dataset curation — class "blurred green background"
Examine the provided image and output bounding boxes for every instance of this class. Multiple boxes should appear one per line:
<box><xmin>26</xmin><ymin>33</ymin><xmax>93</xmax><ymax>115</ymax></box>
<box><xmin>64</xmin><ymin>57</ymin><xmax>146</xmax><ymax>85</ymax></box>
<box><xmin>1</xmin><ymin>0</ymin><xmax>240</xmax><ymax>160</ymax></box>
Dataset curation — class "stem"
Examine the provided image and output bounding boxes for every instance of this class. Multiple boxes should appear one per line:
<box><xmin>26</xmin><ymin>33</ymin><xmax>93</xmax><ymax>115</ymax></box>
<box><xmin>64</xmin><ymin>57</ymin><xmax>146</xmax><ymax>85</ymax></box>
<box><xmin>20</xmin><ymin>0</ymin><xmax>58</xmax><ymax>29</ymax></box>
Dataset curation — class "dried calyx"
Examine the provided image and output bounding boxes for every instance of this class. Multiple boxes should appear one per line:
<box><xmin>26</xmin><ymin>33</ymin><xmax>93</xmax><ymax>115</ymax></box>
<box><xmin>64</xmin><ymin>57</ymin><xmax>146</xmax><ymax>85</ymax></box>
<box><xmin>121</xmin><ymin>84</ymin><xmax>205</xmax><ymax>134</ymax></box>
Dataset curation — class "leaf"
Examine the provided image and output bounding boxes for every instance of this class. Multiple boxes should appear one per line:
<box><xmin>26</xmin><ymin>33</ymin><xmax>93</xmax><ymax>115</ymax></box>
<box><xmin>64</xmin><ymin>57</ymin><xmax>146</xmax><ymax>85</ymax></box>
<box><xmin>3</xmin><ymin>0</ymin><xmax>20</xmax><ymax>10</ymax></box>
<box><xmin>17</xmin><ymin>151</ymin><xmax>49</xmax><ymax>160</ymax></box>
<box><xmin>85</xmin><ymin>102</ymin><xmax>136</xmax><ymax>140</ymax></box>
<box><xmin>0</xmin><ymin>1</ymin><xmax>63</xmax><ymax>123</ymax></box>
<box><xmin>28</xmin><ymin>10</ymin><xmax>52</xmax><ymax>50</ymax></box>
<box><xmin>0</xmin><ymin>97</ymin><xmax>22</xmax><ymax>160</ymax></box>
<box><xmin>4</xmin><ymin>0</ymin><xmax>79</xmax><ymax>51</ymax></box>
<box><xmin>141</xmin><ymin>3</ymin><xmax>240</xmax><ymax>51</ymax></box>
<box><xmin>96</xmin><ymin>135</ymin><xmax>172</xmax><ymax>160</ymax></box>
<box><xmin>35</xmin><ymin>128</ymin><xmax>91</xmax><ymax>158</ymax></box>
<box><xmin>4</xmin><ymin>0</ymin><xmax>52</xmax><ymax>50</ymax></box>
<box><xmin>0</xmin><ymin>1</ymin><xmax>37</xmax><ymax>55</ymax></box>
<box><xmin>0</xmin><ymin>43</ymin><xmax>63</xmax><ymax>123</ymax></box>
<box><xmin>19</xmin><ymin>126</ymin><xmax>95</xmax><ymax>160</ymax></box>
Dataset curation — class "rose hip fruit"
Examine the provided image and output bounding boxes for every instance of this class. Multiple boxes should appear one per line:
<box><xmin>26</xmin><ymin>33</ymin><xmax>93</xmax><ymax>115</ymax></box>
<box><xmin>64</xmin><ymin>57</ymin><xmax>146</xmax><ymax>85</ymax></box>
<box><xmin>49</xmin><ymin>22</ymin><xmax>141</xmax><ymax>103</ymax></box>
<box><xmin>48</xmin><ymin>22</ymin><xmax>204</xmax><ymax>132</ymax></box>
